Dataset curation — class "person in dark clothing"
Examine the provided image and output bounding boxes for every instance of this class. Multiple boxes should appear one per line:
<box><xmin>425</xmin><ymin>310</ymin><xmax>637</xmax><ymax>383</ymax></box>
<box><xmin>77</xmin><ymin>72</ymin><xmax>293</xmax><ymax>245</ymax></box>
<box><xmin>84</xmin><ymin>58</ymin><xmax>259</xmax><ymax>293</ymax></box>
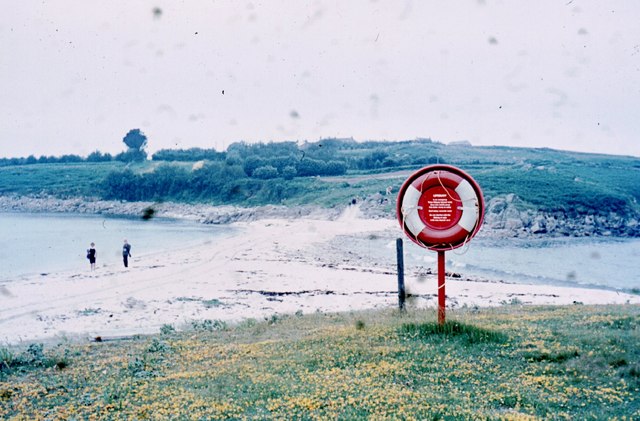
<box><xmin>122</xmin><ymin>239</ymin><xmax>132</xmax><ymax>268</ymax></box>
<box><xmin>87</xmin><ymin>242</ymin><xmax>96</xmax><ymax>271</ymax></box>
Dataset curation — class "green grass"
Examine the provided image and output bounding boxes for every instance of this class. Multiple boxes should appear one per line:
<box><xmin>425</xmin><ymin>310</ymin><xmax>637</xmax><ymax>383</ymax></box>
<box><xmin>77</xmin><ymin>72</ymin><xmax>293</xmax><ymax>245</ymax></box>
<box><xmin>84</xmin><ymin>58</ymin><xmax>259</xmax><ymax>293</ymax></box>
<box><xmin>0</xmin><ymin>161</ymin><xmax>128</xmax><ymax>197</ymax></box>
<box><xmin>400</xmin><ymin>320</ymin><xmax>509</xmax><ymax>344</ymax></box>
<box><xmin>280</xmin><ymin>177</ymin><xmax>394</xmax><ymax>208</ymax></box>
<box><xmin>473</xmin><ymin>163</ymin><xmax>638</xmax><ymax>213</ymax></box>
<box><xmin>1</xmin><ymin>305</ymin><xmax>638</xmax><ymax>419</ymax></box>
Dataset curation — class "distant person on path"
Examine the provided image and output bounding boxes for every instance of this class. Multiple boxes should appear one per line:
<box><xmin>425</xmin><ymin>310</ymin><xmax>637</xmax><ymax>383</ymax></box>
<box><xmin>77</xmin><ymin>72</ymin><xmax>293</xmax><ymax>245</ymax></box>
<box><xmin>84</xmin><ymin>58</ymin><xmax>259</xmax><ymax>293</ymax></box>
<box><xmin>122</xmin><ymin>239</ymin><xmax>132</xmax><ymax>268</ymax></box>
<box><xmin>87</xmin><ymin>242</ymin><xmax>96</xmax><ymax>271</ymax></box>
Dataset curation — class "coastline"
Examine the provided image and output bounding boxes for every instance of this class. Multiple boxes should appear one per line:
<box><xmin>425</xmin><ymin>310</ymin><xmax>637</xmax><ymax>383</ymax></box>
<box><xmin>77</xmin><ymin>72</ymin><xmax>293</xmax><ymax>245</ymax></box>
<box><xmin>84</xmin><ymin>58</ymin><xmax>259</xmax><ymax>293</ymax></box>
<box><xmin>1</xmin><ymin>204</ymin><xmax>638</xmax><ymax>345</ymax></box>
<box><xmin>0</xmin><ymin>194</ymin><xmax>343</xmax><ymax>224</ymax></box>
<box><xmin>2</xmin><ymin>193</ymin><xmax>638</xmax><ymax>238</ymax></box>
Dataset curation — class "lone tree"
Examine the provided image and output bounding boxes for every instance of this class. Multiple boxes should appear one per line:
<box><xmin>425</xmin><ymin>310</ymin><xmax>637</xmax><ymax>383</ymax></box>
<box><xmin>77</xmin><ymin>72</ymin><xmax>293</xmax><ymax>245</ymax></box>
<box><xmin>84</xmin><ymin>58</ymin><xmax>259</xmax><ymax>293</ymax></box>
<box><xmin>118</xmin><ymin>128</ymin><xmax>148</xmax><ymax>162</ymax></box>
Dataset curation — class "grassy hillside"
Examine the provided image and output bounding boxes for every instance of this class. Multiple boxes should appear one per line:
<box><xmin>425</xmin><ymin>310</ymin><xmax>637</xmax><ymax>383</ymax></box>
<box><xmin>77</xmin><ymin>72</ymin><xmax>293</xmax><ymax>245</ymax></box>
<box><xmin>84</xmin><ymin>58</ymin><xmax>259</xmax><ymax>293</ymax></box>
<box><xmin>1</xmin><ymin>305</ymin><xmax>638</xmax><ymax>419</ymax></box>
<box><xmin>0</xmin><ymin>162</ymin><xmax>126</xmax><ymax>197</ymax></box>
<box><xmin>1</xmin><ymin>141</ymin><xmax>639</xmax><ymax>216</ymax></box>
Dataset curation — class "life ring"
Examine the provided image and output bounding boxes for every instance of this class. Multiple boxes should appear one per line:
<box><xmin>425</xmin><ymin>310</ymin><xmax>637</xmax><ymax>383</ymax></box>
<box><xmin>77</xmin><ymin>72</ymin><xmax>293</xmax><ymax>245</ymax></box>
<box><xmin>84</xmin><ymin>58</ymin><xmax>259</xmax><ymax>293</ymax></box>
<box><xmin>397</xmin><ymin>165</ymin><xmax>484</xmax><ymax>251</ymax></box>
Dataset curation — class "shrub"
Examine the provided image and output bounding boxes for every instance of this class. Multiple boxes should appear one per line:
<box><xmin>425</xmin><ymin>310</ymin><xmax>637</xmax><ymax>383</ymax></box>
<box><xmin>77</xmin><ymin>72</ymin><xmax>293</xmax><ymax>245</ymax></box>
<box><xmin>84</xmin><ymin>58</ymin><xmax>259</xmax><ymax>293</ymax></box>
<box><xmin>26</xmin><ymin>343</ymin><xmax>46</xmax><ymax>366</ymax></box>
<box><xmin>243</xmin><ymin>156</ymin><xmax>266</xmax><ymax>176</ymax></box>
<box><xmin>296</xmin><ymin>158</ymin><xmax>326</xmax><ymax>177</ymax></box>
<box><xmin>147</xmin><ymin>338</ymin><xmax>170</xmax><ymax>353</ymax></box>
<box><xmin>160</xmin><ymin>324</ymin><xmax>176</xmax><ymax>335</ymax></box>
<box><xmin>191</xmin><ymin>319</ymin><xmax>227</xmax><ymax>332</ymax></box>
<box><xmin>127</xmin><ymin>357</ymin><xmax>156</xmax><ymax>378</ymax></box>
<box><xmin>324</xmin><ymin>160</ymin><xmax>347</xmax><ymax>175</ymax></box>
<box><xmin>253</xmin><ymin>165</ymin><xmax>279</xmax><ymax>180</ymax></box>
<box><xmin>115</xmin><ymin>149</ymin><xmax>147</xmax><ymax>163</ymax></box>
<box><xmin>282</xmin><ymin>165</ymin><xmax>297</xmax><ymax>180</ymax></box>
<box><xmin>152</xmin><ymin>148</ymin><xmax>225</xmax><ymax>162</ymax></box>
<box><xmin>86</xmin><ymin>151</ymin><xmax>113</xmax><ymax>162</ymax></box>
<box><xmin>0</xmin><ymin>347</ymin><xmax>16</xmax><ymax>373</ymax></box>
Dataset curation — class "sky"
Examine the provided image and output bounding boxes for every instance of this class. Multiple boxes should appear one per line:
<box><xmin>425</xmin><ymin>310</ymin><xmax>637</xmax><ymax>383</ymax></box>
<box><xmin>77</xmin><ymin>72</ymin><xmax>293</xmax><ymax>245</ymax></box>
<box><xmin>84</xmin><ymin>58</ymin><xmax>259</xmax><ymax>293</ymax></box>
<box><xmin>1</xmin><ymin>1</ymin><xmax>639</xmax><ymax>158</ymax></box>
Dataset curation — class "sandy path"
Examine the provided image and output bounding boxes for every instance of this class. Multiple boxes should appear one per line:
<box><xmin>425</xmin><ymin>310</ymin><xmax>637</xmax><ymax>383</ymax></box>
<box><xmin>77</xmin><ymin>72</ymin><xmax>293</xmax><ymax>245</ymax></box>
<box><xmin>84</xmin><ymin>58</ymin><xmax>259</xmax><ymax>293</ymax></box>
<box><xmin>1</xmin><ymin>210</ymin><xmax>638</xmax><ymax>344</ymax></box>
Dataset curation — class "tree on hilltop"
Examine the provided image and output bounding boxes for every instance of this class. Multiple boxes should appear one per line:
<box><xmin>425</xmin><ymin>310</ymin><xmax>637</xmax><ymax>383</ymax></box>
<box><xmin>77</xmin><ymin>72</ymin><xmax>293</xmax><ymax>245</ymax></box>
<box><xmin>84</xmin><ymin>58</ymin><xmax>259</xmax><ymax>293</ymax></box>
<box><xmin>123</xmin><ymin>128</ymin><xmax>147</xmax><ymax>150</ymax></box>
<box><xmin>117</xmin><ymin>128</ymin><xmax>148</xmax><ymax>162</ymax></box>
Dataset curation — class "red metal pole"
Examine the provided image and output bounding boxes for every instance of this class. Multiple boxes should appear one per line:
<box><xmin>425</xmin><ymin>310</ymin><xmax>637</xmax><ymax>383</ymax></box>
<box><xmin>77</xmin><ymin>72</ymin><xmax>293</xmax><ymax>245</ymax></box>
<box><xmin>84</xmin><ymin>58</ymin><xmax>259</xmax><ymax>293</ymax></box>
<box><xmin>437</xmin><ymin>250</ymin><xmax>446</xmax><ymax>325</ymax></box>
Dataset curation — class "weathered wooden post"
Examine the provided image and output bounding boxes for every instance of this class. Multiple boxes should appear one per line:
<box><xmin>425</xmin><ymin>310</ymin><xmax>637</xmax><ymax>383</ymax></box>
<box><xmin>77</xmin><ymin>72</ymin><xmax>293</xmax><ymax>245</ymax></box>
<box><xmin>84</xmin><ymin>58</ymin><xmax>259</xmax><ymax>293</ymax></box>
<box><xmin>396</xmin><ymin>238</ymin><xmax>405</xmax><ymax>310</ymax></box>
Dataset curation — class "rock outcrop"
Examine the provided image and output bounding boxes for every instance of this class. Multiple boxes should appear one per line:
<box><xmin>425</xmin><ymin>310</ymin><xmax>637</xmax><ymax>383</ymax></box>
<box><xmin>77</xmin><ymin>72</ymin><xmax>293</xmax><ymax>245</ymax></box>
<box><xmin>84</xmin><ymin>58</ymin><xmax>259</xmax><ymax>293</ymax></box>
<box><xmin>483</xmin><ymin>194</ymin><xmax>640</xmax><ymax>238</ymax></box>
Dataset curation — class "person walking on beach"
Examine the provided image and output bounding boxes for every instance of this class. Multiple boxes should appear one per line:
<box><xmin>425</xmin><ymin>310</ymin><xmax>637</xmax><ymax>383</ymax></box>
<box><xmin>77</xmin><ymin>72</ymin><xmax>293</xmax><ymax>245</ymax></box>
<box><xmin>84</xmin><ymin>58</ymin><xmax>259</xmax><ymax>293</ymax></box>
<box><xmin>87</xmin><ymin>242</ymin><xmax>97</xmax><ymax>271</ymax></box>
<box><xmin>122</xmin><ymin>239</ymin><xmax>132</xmax><ymax>268</ymax></box>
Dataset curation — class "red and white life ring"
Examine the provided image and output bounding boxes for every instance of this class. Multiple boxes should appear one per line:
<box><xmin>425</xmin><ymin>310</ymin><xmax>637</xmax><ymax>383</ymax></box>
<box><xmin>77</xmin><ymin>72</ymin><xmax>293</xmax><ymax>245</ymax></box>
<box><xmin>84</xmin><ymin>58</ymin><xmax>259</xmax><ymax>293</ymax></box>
<box><xmin>397</xmin><ymin>165</ymin><xmax>484</xmax><ymax>250</ymax></box>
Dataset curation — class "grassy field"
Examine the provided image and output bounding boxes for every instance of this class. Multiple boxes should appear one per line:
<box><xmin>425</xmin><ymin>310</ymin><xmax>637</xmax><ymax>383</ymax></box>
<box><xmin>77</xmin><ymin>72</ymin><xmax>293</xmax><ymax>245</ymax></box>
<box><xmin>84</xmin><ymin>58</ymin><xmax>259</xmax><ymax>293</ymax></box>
<box><xmin>0</xmin><ymin>162</ymin><xmax>126</xmax><ymax>197</ymax></box>
<box><xmin>1</xmin><ymin>305</ymin><xmax>638</xmax><ymax>419</ymax></box>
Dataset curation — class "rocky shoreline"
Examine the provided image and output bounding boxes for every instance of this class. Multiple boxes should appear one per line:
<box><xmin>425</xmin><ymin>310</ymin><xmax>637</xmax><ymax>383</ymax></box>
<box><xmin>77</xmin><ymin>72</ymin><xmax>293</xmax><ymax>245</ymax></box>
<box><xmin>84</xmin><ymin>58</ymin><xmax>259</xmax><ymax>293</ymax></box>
<box><xmin>0</xmin><ymin>194</ymin><xmax>342</xmax><ymax>224</ymax></box>
<box><xmin>1</xmin><ymin>194</ymin><xmax>639</xmax><ymax>238</ymax></box>
<box><xmin>484</xmin><ymin>194</ymin><xmax>640</xmax><ymax>238</ymax></box>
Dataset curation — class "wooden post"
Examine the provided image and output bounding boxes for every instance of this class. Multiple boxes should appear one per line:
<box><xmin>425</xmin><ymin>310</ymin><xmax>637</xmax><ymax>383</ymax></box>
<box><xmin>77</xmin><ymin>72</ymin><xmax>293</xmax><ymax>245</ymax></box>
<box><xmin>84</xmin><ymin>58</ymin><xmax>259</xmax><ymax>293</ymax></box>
<box><xmin>437</xmin><ymin>250</ymin><xmax>446</xmax><ymax>324</ymax></box>
<box><xmin>396</xmin><ymin>238</ymin><xmax>405</xmax><ymax>310</ymax></box>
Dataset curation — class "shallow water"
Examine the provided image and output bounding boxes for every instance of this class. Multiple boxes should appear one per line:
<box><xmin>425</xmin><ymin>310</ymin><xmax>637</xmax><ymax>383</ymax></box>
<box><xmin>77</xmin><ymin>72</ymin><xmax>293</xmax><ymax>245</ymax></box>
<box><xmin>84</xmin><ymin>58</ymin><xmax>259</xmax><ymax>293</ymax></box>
<box><xmin>439</xmin><ymin>237</ymin><xmax>640</xmax><ymax>291</ymax></box>
<box><xmin>367</xmin><ymin>235</ymin><xmax>640</xmax><ymax>292</ymax></box>
<box><xmin>0</xmin><ymin>212</ymin><xmax>235</xmax><ymax>280</ymax></box>
<box><xmin>2</xmin><ymin>212</ymin><xmax>639</xmax><ymax>292</ymax></box>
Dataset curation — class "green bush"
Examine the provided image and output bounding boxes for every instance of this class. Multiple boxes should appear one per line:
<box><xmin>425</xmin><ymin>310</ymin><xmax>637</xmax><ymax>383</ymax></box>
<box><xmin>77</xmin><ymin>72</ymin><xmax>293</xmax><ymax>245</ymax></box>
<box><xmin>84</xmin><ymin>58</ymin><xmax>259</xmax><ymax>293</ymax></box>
<box><xmin>253</xmin><ymin>165</ymin><xmax>279</xmax><ymax>179</ymax></box>
<box><xmin>282</xmin><ymin>165</ymin><xmax>297</xmax><ymax>180</ymax></box>
<box><xmin>191</xmin><ymin>319</ymin><xmax>227</xmax><ymax>332</ymax></box>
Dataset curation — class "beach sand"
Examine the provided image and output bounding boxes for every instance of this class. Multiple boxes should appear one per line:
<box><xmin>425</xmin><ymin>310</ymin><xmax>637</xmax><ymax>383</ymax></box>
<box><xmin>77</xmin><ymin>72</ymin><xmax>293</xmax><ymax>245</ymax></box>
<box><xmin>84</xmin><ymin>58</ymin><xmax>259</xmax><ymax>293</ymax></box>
<box><xmin>1</xmin><ymin>207</ymin><xmax>638</xmax><ymax>345</ymax></box>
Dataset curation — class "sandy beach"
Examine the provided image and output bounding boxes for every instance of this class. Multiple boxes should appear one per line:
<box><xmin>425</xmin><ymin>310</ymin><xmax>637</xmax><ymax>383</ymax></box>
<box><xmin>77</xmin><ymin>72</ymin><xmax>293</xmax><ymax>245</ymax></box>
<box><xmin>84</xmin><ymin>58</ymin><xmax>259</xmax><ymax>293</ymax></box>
<box><xmin>1</xmin><ymin>207</ymin><xmax>638</xmax><ymax>345</ymax></box>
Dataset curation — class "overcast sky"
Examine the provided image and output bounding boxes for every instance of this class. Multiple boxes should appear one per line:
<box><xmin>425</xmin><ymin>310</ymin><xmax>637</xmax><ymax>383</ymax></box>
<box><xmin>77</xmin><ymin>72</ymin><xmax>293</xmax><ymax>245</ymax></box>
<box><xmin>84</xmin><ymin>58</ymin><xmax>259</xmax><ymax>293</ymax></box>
<box><xmin>1</xmin><ymin>1</ymin><xmax>639</xmax><ymax>158</ymax></box>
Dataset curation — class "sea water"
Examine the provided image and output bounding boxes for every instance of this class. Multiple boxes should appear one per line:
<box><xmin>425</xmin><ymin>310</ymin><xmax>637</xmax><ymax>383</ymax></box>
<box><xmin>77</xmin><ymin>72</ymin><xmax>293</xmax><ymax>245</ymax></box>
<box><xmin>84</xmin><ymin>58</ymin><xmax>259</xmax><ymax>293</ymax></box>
<box><xmin>0</xmin><ymin>212</ymin><xmax>235</xmax><ymax>281</ymax></box>
<box><xmin>344</xmin><ymin>233</ymin><xmax>640</xmax><ymax>292</ymax></box>
<box><xmin>398</xmin><ymin>236</ymin><xmax>640</xmax><ymax>292</ymax></box>
<box><xmin>2</xmin><ymin>212</ymin><xmax>639</xmax><ymax>292</ymax></box>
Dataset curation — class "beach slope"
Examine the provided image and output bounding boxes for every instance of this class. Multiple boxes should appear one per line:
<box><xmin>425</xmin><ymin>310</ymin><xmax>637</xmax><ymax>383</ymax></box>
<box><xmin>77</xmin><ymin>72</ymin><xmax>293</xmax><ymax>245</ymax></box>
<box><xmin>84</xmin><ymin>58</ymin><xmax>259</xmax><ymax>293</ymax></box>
<box><xmin>1</xmin><ymin>209</ymin><xmax>637</xmax><ymax>344</ymax></box>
